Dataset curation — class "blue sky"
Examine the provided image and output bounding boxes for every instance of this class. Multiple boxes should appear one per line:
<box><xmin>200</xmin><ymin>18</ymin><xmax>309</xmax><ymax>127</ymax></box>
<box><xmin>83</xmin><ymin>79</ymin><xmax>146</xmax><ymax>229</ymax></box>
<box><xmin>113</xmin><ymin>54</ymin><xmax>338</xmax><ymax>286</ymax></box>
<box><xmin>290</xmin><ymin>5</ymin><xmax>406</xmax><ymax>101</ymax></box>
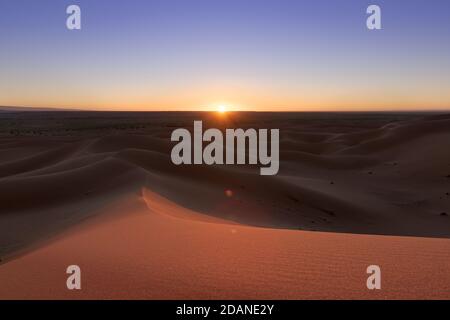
<box><xmin>1</xmin><ymin>0</ymin><xmax>450</xmax><ymax>111</ymax></box>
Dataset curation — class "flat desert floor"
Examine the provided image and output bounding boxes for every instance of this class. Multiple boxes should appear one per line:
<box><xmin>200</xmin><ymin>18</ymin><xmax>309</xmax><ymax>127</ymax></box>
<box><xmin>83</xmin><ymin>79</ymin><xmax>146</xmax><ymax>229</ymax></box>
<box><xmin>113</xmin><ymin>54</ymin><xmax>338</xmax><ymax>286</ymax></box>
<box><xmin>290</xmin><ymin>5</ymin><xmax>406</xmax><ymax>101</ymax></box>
<box><xmin>0</xmin><ymin>111</ymin><xmax>449</xmax><ymax>299</ymax></box>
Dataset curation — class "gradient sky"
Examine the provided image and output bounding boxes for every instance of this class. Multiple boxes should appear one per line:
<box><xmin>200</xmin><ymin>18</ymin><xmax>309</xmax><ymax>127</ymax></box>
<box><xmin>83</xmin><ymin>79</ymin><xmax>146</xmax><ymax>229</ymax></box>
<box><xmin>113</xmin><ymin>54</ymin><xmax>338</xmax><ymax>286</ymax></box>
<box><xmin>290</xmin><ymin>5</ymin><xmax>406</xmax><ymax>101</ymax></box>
<box><xmin>1</xmin><ymin>0</ymin><xmax>450</xmax><ymax>111</ymax></box>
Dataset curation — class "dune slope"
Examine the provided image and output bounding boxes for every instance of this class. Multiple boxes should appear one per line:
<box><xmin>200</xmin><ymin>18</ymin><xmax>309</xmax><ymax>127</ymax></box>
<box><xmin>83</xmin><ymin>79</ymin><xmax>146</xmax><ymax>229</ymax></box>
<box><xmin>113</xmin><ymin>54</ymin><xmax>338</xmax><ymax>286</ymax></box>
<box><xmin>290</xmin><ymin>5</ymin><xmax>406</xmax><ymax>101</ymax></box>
<box><xmin>0</xmin><ymin>190</ymin><xmax>449</xmax><ymax>299</ymax></box>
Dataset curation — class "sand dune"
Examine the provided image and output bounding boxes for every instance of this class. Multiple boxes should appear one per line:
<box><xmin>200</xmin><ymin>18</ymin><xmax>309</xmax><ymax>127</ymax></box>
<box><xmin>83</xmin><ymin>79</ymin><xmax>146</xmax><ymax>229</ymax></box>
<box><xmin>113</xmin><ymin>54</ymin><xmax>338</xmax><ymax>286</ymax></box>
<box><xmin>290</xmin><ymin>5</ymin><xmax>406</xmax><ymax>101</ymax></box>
<box><xmin>0</xmin><ymin>190</ymin><xmax>449</xmax><ymax>299</ymax></box>
<box><xmin>0</xmin><ymin>111</ymin><xmax>449</xmax><ymax>299</ymax></box>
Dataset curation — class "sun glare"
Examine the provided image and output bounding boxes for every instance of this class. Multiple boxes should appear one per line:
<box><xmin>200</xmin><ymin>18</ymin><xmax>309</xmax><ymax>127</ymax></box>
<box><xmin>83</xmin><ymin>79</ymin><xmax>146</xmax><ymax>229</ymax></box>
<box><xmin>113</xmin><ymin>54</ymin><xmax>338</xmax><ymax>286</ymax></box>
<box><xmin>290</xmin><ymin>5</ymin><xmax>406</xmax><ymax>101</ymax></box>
<box><xmin>217</xmin><ymin>105</ymin><xmax>227</xmax><ymax>113</ymax></box>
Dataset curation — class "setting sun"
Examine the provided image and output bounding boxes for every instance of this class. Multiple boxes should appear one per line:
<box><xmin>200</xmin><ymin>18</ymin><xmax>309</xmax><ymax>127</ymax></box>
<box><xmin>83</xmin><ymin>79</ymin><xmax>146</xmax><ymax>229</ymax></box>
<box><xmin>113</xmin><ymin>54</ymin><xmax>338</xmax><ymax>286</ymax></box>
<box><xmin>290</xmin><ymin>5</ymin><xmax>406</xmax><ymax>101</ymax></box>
<box><xmin>217</xmin><ymin>105</ymin><xmax>227</xmax><ymax>113</ymax></box>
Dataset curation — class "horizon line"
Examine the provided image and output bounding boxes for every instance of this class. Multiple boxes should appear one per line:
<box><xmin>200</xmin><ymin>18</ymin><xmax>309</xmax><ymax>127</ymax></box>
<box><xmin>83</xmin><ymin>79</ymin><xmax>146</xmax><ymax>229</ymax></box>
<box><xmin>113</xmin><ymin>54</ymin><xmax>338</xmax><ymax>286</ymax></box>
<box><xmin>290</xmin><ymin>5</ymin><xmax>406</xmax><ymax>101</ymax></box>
<box><xmin>1</xmin><ymin>105</ymin><xmax>450</xmax><ymax>114</ymax></box>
